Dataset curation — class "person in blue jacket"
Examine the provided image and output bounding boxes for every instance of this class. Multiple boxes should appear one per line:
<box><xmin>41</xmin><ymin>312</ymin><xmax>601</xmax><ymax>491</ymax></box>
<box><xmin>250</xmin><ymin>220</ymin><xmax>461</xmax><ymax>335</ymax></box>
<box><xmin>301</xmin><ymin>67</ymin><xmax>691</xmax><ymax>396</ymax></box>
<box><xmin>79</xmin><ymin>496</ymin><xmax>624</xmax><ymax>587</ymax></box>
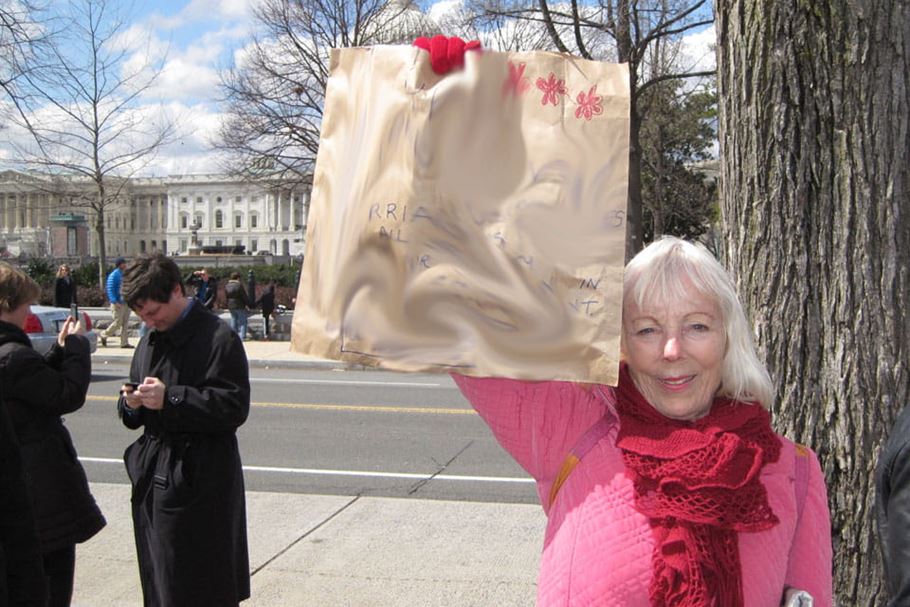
<box><xmin>100</xmin><ymin>257</ymin><xmax>132</xmax><ymax>348</ymax></box>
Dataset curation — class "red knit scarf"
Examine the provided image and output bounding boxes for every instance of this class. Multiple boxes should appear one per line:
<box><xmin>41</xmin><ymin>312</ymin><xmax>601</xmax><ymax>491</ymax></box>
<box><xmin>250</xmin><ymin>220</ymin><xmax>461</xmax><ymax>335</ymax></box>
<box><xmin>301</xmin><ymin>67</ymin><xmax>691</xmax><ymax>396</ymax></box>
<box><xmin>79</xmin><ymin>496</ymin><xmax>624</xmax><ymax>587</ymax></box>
<box><xmin>614</xmin><ymin>364</ymin><xmax>781</xmax><ymax>607</ymax></box>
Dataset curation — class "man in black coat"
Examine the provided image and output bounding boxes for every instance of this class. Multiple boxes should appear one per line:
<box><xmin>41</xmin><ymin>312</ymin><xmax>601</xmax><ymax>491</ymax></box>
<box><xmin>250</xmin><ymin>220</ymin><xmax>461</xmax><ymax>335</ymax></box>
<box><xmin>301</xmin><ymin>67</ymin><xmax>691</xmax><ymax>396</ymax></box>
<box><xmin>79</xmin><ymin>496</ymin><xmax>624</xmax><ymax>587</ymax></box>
<box><xmin>118</xmin><ymin>253</ymin><xmax>250</xmax><ymax>606</ymax></box>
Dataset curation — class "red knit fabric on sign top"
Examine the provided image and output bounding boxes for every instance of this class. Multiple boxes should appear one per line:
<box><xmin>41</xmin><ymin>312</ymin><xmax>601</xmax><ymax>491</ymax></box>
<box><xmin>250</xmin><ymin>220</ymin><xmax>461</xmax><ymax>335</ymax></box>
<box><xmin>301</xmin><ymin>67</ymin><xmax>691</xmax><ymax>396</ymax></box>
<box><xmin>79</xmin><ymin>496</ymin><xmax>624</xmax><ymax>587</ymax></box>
<box><xmin>614</xmin><ymin>364</ymin><xmax>781</xmax><ymax>607</ymax></box>
<box><xmin>413</xmin><ymin>35</ymin><xmax>481</xmax><ymax>75</ymax></box>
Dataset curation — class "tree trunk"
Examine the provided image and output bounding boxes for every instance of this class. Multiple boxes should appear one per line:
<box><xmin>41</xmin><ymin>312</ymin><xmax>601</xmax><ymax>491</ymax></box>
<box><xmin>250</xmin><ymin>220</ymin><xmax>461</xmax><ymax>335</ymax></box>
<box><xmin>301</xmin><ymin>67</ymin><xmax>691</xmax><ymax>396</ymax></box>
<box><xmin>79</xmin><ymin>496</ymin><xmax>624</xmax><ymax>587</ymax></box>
<box><xmin>615</xmin><ymin>0</ymin><xmax>644</xmax><ymax>260</ymax></box>
<box><xmin>652</xmin><ymin>123</ymin><xmax>666</xmax><ymax>237</ymax></box>
<box><xmin>715</xmin><ymin>1</ymin><xmax>909</xmax><ymax>604</ymax></box>
<box><xmin>627</xmin><ymin>103</ymin><xmax>645</xmax><ymax>260</ymax></box>
<box><xmin>96</xmin><ymin>182</ymin><xmax>107</xmax><ymax>291</ymax></box>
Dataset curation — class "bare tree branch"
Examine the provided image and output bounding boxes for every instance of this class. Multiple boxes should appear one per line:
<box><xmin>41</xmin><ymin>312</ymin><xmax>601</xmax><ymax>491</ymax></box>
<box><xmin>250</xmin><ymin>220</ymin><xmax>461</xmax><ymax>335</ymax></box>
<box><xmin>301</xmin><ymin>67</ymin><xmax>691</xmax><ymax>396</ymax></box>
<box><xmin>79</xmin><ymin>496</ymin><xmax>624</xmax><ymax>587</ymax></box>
<box><xmin>5</xmin><ymin>0</ymin><xmax>177</xmax><ymax>287</ymax></box>
<box><xmin>637</xmin><ymin>68</ymin><xmax>714</xmax><ymax>95</ymax></box>
<box><xmin>214</xmin><ymin>0</ymin><xmax>442</xmax><ymax>186</ymax></box>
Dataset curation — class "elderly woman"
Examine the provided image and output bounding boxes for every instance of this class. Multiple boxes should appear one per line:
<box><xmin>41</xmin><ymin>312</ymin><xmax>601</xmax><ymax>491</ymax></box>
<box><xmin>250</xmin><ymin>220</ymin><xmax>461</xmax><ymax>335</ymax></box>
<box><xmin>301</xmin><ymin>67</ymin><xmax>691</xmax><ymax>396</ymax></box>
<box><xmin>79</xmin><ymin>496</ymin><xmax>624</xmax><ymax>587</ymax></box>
<box><xmin>0</xmin><ymin>263</ymin><xmax>105</xmax><ymax>606</ymax></box>
<box><xmin>454</xmin><ymin>237</ymin><xmax>832</xmax><ymax>606</ymax></box>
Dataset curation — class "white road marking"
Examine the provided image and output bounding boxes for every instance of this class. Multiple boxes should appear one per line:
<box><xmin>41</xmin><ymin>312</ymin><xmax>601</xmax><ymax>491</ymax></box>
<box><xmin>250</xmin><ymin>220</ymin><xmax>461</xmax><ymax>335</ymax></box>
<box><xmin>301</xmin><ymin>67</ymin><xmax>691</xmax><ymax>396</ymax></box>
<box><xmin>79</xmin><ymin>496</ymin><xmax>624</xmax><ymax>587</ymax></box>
<box><xmin>249</xmin><ymin>378</ymin><xmax>444</xmax><ymax>388</ymax></box>
<box><xmin>79</xmin><ymin>457</ymin><xmax>533</xmax><ymax>484</ymax></box>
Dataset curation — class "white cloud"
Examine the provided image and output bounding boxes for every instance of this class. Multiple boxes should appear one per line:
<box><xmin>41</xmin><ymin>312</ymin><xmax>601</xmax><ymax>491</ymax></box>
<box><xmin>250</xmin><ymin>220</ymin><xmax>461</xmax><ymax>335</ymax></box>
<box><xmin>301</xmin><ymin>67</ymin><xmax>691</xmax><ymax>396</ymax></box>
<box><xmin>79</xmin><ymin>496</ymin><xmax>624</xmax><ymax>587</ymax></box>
<box><xmin>680</xmin><ymin>26</ymin><xmax>716</xmax><ymax>75</ymax></box>
<box><xmin>427</xmin><ymin>0</ymin><xmax>463</xmax><ymax>25</ymax></box>
<box><xmin>109</xmin><ymin>22</ymin><xmax>165</xmax><ymax>54</ymax></box>
<box><xmin>147</xmin><ymin>57</ymin><xmax>221</xmax><ymax>101</ymax></box>
<box><xmin>138</xmin><ymin>23</ymin><xmax>250</xmax><ymax>102</ymax></box>
<box><xmin>147</xmin><ymin>0</ymin><xmax>253</xmax><ymax>29</ymax></box>
<box><xmin>142</xmin><ymin>103</ymin><xmax>226</xmax><ymax>176</ymax></box>
<box><xmin>0</xmin><ymin>94</ymin><xmax>223</xmax><ymax>178</ymax></box>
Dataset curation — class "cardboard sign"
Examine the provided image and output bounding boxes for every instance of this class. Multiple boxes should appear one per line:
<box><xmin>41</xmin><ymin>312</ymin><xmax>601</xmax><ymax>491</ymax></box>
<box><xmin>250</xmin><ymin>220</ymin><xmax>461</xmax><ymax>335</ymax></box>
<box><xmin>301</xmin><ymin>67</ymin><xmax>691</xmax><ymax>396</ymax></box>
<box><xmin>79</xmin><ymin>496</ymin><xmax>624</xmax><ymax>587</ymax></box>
<box><xmin>292</xmin><ymin>45</ymin><xmax>630</xmax><ymax>384</ymax></box>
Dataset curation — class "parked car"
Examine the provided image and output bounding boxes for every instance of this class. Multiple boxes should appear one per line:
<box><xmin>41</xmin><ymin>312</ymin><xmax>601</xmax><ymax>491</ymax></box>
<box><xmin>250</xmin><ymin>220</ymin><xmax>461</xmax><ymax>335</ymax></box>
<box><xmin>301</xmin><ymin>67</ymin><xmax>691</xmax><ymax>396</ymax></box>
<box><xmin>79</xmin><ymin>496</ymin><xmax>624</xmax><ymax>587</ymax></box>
<box><xmin>24</xmin><ymin>305</ymin><xmax>98</xmax><ymax>355</ymax></box>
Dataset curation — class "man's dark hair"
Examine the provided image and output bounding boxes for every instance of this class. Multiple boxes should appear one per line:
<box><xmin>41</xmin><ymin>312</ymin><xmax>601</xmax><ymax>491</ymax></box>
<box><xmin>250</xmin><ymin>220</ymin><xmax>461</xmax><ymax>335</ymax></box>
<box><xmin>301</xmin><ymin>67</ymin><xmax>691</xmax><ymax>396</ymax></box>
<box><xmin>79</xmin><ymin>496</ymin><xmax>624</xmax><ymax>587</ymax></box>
<box><xmin>122</xmin><ymin>253</ymin><xmax>186</xmax><ymax>309</ymax></box>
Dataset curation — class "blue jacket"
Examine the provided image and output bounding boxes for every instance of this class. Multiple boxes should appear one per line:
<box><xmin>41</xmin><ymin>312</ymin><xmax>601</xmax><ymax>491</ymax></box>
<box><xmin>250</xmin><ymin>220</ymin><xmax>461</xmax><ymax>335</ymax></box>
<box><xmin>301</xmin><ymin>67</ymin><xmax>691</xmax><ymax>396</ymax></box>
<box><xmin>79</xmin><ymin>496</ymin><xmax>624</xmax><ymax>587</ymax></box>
<box><xmin>105</xmin><ymin>268</ymin><xmax>123</xmax><ymax>304</ymax></box>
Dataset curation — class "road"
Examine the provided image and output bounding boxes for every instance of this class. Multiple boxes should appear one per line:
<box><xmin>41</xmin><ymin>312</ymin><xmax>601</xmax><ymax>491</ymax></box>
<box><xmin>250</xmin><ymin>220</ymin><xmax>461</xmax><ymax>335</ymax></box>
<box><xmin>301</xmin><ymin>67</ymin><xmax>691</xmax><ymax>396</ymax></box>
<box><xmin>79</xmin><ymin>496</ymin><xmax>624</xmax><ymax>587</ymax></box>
<box><xmin>71</xmin><ymin>362</ymin><xmax>538</xmax><ymax>504</ymax></box>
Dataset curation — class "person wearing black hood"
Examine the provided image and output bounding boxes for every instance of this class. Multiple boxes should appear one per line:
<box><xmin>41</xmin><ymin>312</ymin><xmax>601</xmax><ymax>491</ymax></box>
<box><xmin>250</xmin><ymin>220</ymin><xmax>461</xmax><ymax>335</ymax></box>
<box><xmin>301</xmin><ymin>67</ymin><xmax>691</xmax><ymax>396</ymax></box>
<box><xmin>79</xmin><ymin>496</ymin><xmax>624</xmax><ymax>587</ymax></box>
<box><xmin>0</xmin><ymin>393</ymin><xmax>47</xmax><ymax>607</ymax></box>
<box><xmin>0</xmin><ymin>262</ymin><xmax>105</xmax><ymax>607</ymax></box>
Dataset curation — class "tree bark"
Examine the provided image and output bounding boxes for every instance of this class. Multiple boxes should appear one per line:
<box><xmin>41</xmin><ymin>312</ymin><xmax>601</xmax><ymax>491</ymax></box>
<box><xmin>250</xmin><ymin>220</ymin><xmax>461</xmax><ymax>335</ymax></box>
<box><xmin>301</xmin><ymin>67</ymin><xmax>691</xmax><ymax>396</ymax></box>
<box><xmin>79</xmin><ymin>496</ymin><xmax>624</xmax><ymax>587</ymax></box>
<box><xmin>627</xmin><ymin>101</ymin><xmax>645</xmax><ymax>260</ymax></box>
<box><xmin>95</xmin><ymin>182</ymin><xmax>107</xmax><ymax>290</ymax></box>
<box><xmin>715</xmin><ymin>1</ymin><xmax>909</xmax><ymax>604</ymax></box>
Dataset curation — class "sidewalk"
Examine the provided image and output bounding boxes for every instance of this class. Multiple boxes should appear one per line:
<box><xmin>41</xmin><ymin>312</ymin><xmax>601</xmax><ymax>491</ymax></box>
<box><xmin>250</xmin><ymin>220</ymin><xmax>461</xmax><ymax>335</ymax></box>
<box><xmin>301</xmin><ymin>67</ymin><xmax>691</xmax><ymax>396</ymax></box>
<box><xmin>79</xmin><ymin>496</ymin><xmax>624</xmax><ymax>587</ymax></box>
<box><xmin>74</xmin><ymin>484</ymin><xmax>544</xmax><ymax>607</ymax></box>
<box><xmin>92</xmin><ymin>334</ymin><xmax>351</xmax><ymax>371</ymax></box>
<box><xmin>84</xmin><ymin>335</ymin><xmax>546</xmax><ymax>606</ymax></box>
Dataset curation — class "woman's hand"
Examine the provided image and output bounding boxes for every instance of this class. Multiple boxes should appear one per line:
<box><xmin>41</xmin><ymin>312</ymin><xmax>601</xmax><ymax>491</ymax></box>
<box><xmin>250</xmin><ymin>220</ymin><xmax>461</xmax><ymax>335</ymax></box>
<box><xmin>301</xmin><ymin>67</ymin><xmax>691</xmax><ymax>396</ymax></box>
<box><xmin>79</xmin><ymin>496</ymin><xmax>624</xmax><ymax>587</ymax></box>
<box><xmin>57</xmin><ymin>316</ymin><xmax>85</xmax><ymax>347</ymax></box>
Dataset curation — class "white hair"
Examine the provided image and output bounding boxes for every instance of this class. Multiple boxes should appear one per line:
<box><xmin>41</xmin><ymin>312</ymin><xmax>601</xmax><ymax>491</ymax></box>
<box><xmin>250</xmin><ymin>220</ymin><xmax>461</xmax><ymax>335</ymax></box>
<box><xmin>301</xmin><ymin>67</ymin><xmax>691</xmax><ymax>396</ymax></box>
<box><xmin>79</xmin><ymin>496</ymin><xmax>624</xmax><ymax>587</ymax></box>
<box><xmin>622</xmin><ymin>236</ymin><xmax>774</xmax><ymax>408</ymax></box>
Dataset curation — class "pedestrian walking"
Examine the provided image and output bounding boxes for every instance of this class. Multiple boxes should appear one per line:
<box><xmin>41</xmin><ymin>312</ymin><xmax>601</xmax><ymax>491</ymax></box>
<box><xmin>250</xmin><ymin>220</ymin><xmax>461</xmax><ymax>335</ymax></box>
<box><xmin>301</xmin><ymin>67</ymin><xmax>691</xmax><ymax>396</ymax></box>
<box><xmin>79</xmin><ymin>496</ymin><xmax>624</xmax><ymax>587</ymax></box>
<box><xmin>100</xmin><ymin>257</ymin><xmax>132</xmax><ymax>348</ymax></box>
<box><xmin>224</xmin><ymin>272</ymin><xmax>249</xmax><ymax>340</ymax></box>
<box><xmin>254</xmin><ymin>282</ymin><xmax>276</xmax><ymax>340</ymax></box>
<box><xmin>0</xmin><ymin>263</ymin><xmax>106</xmax><ymax>607</ymax></box>
<box><xmin>117</xmin><ymin>253</ymin><xmax>250</xmax><ymax>606</ymax></box>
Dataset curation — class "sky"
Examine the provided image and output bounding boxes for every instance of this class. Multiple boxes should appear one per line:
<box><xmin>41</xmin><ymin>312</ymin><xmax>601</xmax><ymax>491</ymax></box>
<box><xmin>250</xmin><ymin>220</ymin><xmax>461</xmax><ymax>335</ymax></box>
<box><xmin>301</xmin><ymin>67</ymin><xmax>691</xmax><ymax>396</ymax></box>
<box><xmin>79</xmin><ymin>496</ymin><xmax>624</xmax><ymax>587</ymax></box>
<box><xmin>2</xmin><ymin>0</ymin><xmax>716</xmax><ymax>178</ymax></box>
<box><xmin>113</xmin><ymin>0</ymin><xmax>257</xmax><ymax>176</ymax></box>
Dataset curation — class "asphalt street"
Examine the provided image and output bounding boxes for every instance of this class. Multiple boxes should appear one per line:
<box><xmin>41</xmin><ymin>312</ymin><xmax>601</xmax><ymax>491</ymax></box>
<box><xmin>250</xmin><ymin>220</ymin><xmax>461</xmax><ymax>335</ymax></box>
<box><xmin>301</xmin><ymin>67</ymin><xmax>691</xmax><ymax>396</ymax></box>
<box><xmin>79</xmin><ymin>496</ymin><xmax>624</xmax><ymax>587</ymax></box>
<box><xmin>75</xmin><ymin>362</ymin><xmax>538</xmax><ymax>504</ymax></box>
<box><xmin>67</xmin><ymin>341</ymin><xmax>546</xmax><ymax>606</ymax></box>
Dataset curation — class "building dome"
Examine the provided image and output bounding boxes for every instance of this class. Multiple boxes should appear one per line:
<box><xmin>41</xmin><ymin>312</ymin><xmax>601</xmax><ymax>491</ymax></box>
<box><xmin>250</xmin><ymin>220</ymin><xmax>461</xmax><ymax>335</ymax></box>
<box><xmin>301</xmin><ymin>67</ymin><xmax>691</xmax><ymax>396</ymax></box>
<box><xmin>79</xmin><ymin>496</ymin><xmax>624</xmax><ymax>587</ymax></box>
<box><xmin>371</xmin><ymin>0</ymin><xmax>441</xmax><ymax>44</ymax></box>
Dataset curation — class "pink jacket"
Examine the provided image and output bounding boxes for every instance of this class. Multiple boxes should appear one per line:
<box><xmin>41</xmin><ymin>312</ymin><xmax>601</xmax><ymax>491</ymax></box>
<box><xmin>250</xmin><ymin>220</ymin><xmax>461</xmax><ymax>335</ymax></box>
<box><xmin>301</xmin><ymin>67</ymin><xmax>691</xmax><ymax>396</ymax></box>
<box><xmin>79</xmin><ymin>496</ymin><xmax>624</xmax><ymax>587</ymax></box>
<box><xmin>454</xmin><ymin>375</ymin><xmax>833</xmax><ymax>607</ymax></box>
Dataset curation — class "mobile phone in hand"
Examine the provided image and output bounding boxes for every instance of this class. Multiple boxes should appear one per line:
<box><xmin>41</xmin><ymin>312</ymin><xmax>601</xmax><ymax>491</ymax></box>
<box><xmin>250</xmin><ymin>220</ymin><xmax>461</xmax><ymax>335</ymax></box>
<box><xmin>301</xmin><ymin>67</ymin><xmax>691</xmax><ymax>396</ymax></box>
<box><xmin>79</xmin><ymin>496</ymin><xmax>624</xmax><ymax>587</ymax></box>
<box><xmin>70</xmin><ymin>303</ymin><xmax>79</xmax><ymax>321</ymax></box>
<box><xmin>121</xmin><ymin>381</ymin><xmax>140</xmax><ymax>395</ymax></box>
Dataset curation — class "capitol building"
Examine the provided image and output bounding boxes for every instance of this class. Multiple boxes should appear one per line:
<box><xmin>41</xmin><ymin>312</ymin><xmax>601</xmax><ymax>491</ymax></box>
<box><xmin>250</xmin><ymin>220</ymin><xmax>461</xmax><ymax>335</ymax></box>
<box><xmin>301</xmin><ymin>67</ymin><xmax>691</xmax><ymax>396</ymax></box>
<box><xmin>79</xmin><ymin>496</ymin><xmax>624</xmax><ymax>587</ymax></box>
<box><xmin>0</xmin><ymin>170</ymin><xmax>309</xmax><ymax>260</ymax></box>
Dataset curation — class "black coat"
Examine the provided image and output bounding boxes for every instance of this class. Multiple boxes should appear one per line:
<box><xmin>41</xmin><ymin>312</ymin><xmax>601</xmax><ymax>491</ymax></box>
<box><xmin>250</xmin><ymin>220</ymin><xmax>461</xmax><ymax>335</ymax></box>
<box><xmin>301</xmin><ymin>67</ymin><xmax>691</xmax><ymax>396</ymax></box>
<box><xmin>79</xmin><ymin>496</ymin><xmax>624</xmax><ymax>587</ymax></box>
<box><xmin>0</xmin><ymin>322</ymin><xmax>106</xmax><ymax>555</ymax></box>
<box><xmin>255</xmin><ymin>287</ymin><xmax>275</xmax><ymax>317</ymax></box>
<box><xmin>0</xmin><ymin>399</ymin><xmax>47</xmax><ymax>607</ymax></box>
<box><xmin>118</xmin><ymin>300</ymin><xmax>250</xmax><ymax>606</ymax></box>
<box><xmin>877</xmin><ymin>403</ymin><xmax>910</xmax><ymax>606</ymax></box>
<box><xmin>53</xmin><ymin>277</ymin><xmax>76</xmax><ymax>308</ymax></box>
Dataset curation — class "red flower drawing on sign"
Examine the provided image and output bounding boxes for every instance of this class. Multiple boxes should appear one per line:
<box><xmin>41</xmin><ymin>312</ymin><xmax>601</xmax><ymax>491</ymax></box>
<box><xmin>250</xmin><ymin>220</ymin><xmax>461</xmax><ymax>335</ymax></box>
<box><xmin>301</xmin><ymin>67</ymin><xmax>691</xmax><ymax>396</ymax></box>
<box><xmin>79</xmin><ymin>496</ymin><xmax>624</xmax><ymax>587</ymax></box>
<box><xmin>503</xmin><ymin>62</ymin><xmax>531</xmax><ymax>97</ymax></box>
<box><xmin>536</xmin><ymin>72</ymin><xmax>568</xmax><ymax>106</ymax></box>
<box><xmin>575</xmin><ymin>85</ymin><xmax>603</xmax><ymax>121</ymax></box>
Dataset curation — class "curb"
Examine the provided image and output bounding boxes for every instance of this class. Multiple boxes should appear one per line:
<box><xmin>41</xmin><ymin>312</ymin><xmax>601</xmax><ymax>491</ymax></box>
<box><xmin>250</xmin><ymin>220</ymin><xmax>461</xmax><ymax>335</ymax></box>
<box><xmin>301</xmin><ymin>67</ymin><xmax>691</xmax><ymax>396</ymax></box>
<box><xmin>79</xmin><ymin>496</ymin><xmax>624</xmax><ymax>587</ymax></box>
<box><xmin>91</xmin><ymin>353</ymin><xmax>371</xmax><ymax>372</ymax></box>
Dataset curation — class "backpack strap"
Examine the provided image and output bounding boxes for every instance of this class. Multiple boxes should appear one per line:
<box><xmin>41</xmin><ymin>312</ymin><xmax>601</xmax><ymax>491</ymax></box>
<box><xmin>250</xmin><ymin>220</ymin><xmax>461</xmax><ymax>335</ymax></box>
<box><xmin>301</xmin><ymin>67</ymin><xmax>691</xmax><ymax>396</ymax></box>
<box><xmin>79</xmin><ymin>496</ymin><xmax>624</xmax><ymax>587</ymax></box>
<box><xmin>547</xmin><ymin>414</ymin><xmax>614</xmax><ymax>510</ymax></box>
